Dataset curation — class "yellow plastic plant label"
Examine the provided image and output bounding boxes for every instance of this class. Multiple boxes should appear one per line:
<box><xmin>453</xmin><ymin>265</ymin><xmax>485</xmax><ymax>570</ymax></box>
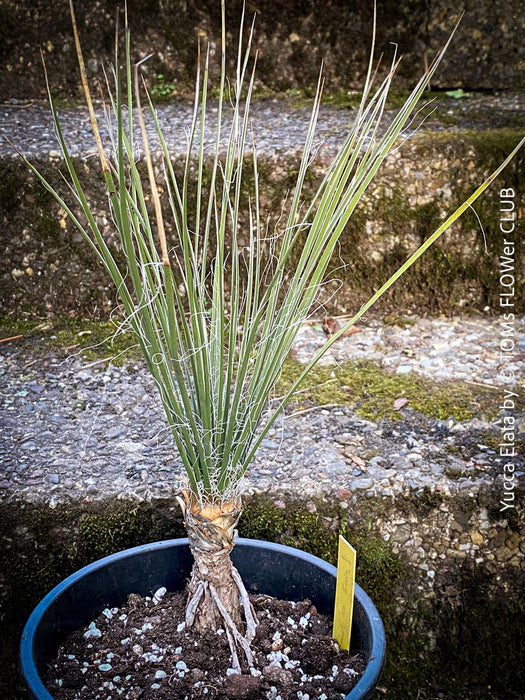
<box><xmin>332</xmin><ymin>535</ymin><xmax>356</xmax><ymax>651</ymax></box>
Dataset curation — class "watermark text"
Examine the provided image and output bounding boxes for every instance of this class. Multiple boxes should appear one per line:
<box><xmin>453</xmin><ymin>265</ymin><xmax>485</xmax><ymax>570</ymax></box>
<box><xmin>498</xmin><ymin>188</ymin><xmax>518</xmax><ymax>512</ymax></box>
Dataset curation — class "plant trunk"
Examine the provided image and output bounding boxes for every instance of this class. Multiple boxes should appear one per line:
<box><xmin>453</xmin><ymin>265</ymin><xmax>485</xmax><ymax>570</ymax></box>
<box><xmin>188</xmin><ymin>541</ymin><xmax>243</xmax><ymax>630</ymax></box>
<box><xmin>178</xmin><ymin>493</ymin><xmax>257</xmax><ymax>670</ymax></box>
<box><xmin>185</xmin><ymin>497</ymin><xmax>243</xmax><ymax>631</ymax></box>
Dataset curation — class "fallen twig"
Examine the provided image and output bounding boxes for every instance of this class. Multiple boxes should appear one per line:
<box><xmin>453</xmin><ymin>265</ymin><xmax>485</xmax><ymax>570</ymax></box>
<box><xmin>0</xmin><ymin>334</ymin><xmax>23</xmax><ymax>343</ymax></box>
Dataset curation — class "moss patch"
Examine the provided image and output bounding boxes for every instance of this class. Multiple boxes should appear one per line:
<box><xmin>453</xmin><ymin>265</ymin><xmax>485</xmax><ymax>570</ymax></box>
<box><xmin>276</xmin><ymin>357</ymin><xmax>501</xmax><ymax>422</ymax></box>
<box><xmin>0</xmin><ymin>316</ymin><xmax>138</xmax><ymax>364</ymax></box>
<box><xmin>242</xmin><ymin>497</ymin><xmax>341</xmax><ymax>564</ymax></box>
<box><xmin>0</xmin><ymin>499</ymin><xmax>184</xmax><ymax>608</ymax></box>
<box><xmin>239</xmin><ymin>495</ymin><xmax>525</xmax><ymax>699</ymax></box>
<box><xmin>0</xmin><ymin>497</ymin><xmax>187</xmax><ymax>697</ymax></box>
<box><xmin>1</xmin><ymin>315</ymin><xmax>503</xmax><ymax>430</ymax></box>
<box><xmin>344</xmin><ymin>525</ymin><xmax>406</xmax><ymax>609</ymax></box>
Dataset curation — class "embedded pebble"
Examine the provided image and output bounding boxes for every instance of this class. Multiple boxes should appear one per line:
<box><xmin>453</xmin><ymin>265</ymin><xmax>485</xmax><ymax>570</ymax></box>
<box><xmin>83</xmin><ymin>623</ymin><xmax>102</xmax><ymax>639</ymax></box>
<box><xmin>152</xmin><ymin>586</ymin><xmax>167</xmax><ymax>604</ymax></box>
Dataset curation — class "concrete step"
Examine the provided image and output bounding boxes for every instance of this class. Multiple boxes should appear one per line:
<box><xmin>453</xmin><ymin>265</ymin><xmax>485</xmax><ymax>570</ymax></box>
<box><xmin>0</xmin><ymin>94</ymin><xmax>523</xmax><ymax>318</ymax></box>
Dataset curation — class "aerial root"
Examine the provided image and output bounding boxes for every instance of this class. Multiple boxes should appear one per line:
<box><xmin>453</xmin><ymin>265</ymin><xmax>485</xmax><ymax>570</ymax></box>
<box><xmin>185</xmin><ymin>576</ymin><xmax>255</xmax><ymax>670</ymax></box>
<box><xmin>232</xmin><ymin>567</ymin><xmax>257</xmax><ymax>642</ymax></box>
<box><xmin>209</xmin><ymin>583</ymin><xmax>254</xmax><ymax>667</ymax></box>
<box><xmin>185</xmin><ymin>581</ymin><xmax>204</xmax><ymax>628</ymax></box>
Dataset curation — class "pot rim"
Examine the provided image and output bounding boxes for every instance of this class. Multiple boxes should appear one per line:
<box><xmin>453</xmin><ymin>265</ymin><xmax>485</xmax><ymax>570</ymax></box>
<box><xmin>20</xmin><ymin>537</ymin><xmax>385</xmax><ymax>700</ymax></box>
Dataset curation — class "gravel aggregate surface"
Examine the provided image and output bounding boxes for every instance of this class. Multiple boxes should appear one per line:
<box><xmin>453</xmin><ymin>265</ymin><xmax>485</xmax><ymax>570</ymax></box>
<box><xmin>1</xmin><ymin>315</ymin><xmax>523</xmax><ymax>506</ymax></box>
<box><xmin>1</xmin><ymin>93</ymin><xmax>524</xmax><ymax>161</ymax></box>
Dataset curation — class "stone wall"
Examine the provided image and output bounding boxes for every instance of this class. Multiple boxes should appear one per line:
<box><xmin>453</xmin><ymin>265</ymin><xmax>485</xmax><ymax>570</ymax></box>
<box><xmin>1</xmin><ymin>0</ymin><xmax>524</xmax><ymax>102</ymax></box>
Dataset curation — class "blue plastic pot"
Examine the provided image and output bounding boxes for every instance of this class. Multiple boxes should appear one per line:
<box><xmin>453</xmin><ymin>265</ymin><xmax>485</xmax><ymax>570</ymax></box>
<box><xmin>20</xmin><ymin>538</ymin><xmax>385</xmax><ymax>699</ymax></box>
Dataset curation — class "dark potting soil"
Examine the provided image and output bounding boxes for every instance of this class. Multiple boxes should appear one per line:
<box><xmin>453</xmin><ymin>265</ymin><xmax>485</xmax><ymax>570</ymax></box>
<box><xmin>45</xmin><ymin>588</ymin><xmax>366</xmax><ymax>699</ymax></box>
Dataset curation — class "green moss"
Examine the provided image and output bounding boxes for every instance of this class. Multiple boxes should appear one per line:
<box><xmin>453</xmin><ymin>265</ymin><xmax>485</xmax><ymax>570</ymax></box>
<box><xmin>382</xmin><ymin>313</ymin><xmax>417</xmax><ymax>328</ymax></box>
<box><xmin>445</xmin><ymin>466</ymin><xmax>467</xmax><ymax>480</ymax></box>
<box><xmin>5</xmin><ymin>126</ymin><xmax>524</xmax><ymax>320</ymax></box>
<box><xmin>413</xmin><ymin>130</ymin><xmax>524</xmax><ymax>310</ymax></box>
<box><xmin>144</xmin><ymin>85</ymin><xmax>458</xmax><ymax>113</ymax></box>
<box><xmin>328</xmin><ymin>128</ymin><xmax>524</xmax><ymax>314</ymax></box>
<box><xmin>53</xmin><ymin>318</ymin><xmax>138</xmax><ymax>363</ymax></box>
<box><xmin>381</xmin><ymin>629</ymin><xmax>435</xmax><ymax>698</ymax></box>
<box><xmin>0</xmin><ymin>499</ymin><xmax>186</xmax><ymax>695</ymax></box>
<box><xmin>0</xmin><ymin>316</ymin><xmax>139</xmax><ymax>365</ymax></box>
<box><xmin>377</xmin><ymin>560</ymin><xmax>525</xmax><ymax>699</ymax></box>
<box><xmin>35</xmin><ymin>211</ymin><xmax>61</xmax><ymax>239</ymax></box>
<box><xmin>256</xmin><ymin>88</ymin><xmax>440</xmax><ymax>112</ymax></box>
<box><xmin>277</xmin><ymin>357</ymin><xmax>500</xmax><ymax>422</ymax></box>
<box><xmin>242</xmin><ymin>498</ymin><xmax>340</xmax><ymax>563</ymax></box>
<box><xmin>346</xmin><ymin>526</ymin><xmax>406</xmax><ymax>608</ymax></box>
<box><xmin>2</xmin><ymin>314</ymin><xmax>500</xmax><ymax>422</ymax></box>
<box><xmin>76</xmin><ymin>502</ymin><xmax>184</xmax><ymax>559</ymax></box>
<box><xmin>242</xmin><ymin>496</ymin><xmax>407</xmax><ymax>617</ymax></box>
<box><xmin>400</xmin><ymin>487</ymin><xmax>445</xmax><ymax>518</ymax></box>
<box><xmin>0</xmin><ymin>500</ymin><xmax>184</xmax><ymax>614</ymax></box>
<box><xmin>243</xmin><ymin>490</ymin><xmax>523</xmax><ymax>700</ymax></box>
<box><xmin>33</xmin><ymin>175</ymin><xmax>57</xmax><ymax>206</ymax></box>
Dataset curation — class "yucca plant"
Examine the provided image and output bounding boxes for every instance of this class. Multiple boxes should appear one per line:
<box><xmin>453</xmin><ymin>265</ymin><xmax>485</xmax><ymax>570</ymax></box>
<box><xmin>18</xmin><ymin>0</ymin><xmax>523</xmax><ymax>670</ymax></box>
